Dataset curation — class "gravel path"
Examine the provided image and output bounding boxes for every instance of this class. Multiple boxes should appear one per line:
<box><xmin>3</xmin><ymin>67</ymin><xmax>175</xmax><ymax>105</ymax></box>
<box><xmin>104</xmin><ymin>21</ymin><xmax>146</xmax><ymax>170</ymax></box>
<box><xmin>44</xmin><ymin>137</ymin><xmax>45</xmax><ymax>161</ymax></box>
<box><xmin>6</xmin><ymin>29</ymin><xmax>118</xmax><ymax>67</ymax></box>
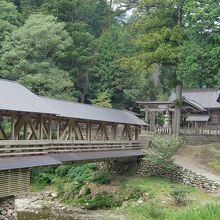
<box><xmin>173</xmin><ymin>154</ymin><xmax>220</xmax><ymax>184</ymax></box>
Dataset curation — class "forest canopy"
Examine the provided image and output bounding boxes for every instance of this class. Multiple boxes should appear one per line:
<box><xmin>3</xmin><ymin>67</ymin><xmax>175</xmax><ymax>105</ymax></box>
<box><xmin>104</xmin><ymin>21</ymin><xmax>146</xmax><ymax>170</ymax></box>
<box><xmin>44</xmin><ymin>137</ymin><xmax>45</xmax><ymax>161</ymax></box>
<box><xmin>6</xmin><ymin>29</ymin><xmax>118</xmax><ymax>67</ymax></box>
<box><xmin>0</xmin><ymin>0</ymin><xmax>219</xmax><ymax>110</ymax></box>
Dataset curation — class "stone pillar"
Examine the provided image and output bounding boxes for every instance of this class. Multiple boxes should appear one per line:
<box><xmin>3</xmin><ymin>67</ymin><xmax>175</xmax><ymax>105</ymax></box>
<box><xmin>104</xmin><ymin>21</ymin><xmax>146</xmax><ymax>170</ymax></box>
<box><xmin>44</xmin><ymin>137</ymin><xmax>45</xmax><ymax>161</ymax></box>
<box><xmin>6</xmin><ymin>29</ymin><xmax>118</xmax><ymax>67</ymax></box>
<box><xmin>150</xmin><ymin>111</ymin><xmax>156</xmax><ymax>132</ymax></box>
<box><xmin>0</xmin><ymin>196</ymin><xmax>17</xmax><ymax>220</ymax></box>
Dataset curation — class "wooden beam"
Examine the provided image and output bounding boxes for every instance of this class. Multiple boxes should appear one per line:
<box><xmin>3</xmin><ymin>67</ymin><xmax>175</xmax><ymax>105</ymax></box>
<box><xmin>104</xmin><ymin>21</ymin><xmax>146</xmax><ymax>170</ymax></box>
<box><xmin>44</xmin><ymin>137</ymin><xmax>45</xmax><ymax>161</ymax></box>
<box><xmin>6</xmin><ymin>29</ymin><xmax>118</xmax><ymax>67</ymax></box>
<box><xmin>11</xmin><ymin>113</ymin><xmax>15</xmax><ymax>140</ymax></box>
<box><xmin>126</xmin><ymin>125</ymin><xmax>132</xmax><ymax>140</ymax></box>
<box><xmin>102</xmin><ymin>123</ymin><xmax>109</xmax><ymax>140</ymax></box>
<box><xmin>94</xmin><ymin>124</ymin><xmax>102</xmax><ymax>140</ymax></box>
<box><xmin>28</xmin><ymin>120</ymin><xmax>39</xmax><ymax>140</ymax></box>
<box><xmin>57</xmin><ymin>119</ymin><xmax>60</xmax><ymax>140</ymax></box>
<box><xmin>60</xmin><ymin>120</ymin><xmax>70</xmax><ymax>140</ymax></box>
<box><xmin>135</xmin><ymin>126</ymin><xmax>139</xmax><ymax>140</ymax></box>
<box><xmin>73</xmin><ymin>122</ymin><xmax>84</xmax><ymax>140</ymax></box>
<box><xmin>112</xmin><ymin>124</ymin><xmax>117</xmax><ymax>140</ymax></box>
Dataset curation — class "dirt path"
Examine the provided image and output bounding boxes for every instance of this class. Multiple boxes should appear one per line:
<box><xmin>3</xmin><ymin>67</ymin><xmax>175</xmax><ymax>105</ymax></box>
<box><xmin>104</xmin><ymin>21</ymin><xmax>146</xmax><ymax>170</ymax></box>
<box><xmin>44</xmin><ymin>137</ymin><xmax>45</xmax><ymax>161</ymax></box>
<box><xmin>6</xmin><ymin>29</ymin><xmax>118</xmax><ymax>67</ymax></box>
<box><xmin>173</xmin><ymin>148</ymin><xmax>220</xmax><ymax>184</ymax></box>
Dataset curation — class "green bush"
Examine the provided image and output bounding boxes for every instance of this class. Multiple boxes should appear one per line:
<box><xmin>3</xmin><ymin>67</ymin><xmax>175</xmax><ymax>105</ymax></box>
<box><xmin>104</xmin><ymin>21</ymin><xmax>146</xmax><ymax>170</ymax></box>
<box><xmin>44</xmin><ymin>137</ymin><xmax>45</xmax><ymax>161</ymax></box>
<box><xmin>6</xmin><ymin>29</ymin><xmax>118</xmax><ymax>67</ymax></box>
<box><xmin>66</xmin><ymin>164</ymin><xmax>96</xmax><ymax>183</ymax></box>
<box><xmin>146</xmin><ymin>200</ymin><xmax>165</xmax><ymax>219</ymax></box>
<box><xmin>91</xmin><ymin>171</ymin><xmax>110</xmax><ymax>184</ymax></box>
<box><xmin>145</xmin><ymin>136</ymin><xmax>181</xmax><ymax>173</ymax></box>
<box><xmin>55</xmin><ymin>165</ymin><xmax>72</xmax><ymax>177</ymax></box>
<box><xmin>170</xmin><ymin>188</ymin><xmax>188</xmax><ymax>205</ymax></box>
<box><xmin>86</xmin><ymin>194</ymin><xmax>121</xmax><ymax>210</ymax></box>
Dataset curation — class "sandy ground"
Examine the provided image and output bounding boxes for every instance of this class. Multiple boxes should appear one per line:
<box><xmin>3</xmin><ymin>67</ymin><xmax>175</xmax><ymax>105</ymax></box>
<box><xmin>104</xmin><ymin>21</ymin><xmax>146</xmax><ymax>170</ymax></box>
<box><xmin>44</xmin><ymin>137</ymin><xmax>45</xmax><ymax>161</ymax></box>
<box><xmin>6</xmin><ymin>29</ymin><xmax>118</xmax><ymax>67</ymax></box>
<box><xmin>173</xmin><ymin>146</ymin><xmax>220</xmax><ymax>184</ymax></box>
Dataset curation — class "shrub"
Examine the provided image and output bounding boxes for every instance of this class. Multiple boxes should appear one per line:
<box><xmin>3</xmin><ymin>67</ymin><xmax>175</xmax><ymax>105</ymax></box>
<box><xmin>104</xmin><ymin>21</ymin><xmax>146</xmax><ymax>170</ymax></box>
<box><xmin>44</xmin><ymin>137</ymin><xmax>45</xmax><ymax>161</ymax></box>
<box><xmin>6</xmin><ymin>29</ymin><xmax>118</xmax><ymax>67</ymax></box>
<box><xmin>66</xmin><ymin>164</ymin><xmax>96</xmax><ymax>183</ymax></box>
<box><xmin>86</xmin><ymin>194</ymin><xmax>121</xmax><ymax>210</ymax></box>
<box><xmin>145</xmin><ymin>136</ymin><xmax>181</xmax><ymax>173</ymax></box>
<box><xmin>170</xmin><ymin>188</ymin><xmax>188</xmax><ymax>205</ymax></box>
<box><xmin>55</xmin><ymin>165</ymin><xmax>72</xmax><ymax>177</ymax></box>
<box><xmin>146</xmin><ymin>199</ymin><xmax>165</xmax><ymax>219</ymax></box>
<box><xmin>91</xmin><ymin>171</ymin><xmax>110</xmax><ymax>184</ymax></box>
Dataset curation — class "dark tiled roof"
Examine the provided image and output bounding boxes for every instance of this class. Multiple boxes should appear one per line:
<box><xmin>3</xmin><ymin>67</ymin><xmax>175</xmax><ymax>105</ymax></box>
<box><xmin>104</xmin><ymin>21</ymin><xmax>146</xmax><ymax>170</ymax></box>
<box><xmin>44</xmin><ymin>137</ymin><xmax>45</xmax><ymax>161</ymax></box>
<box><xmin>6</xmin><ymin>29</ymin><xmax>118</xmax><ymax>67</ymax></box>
<box><xmin>0</xmin><ymin>79</ymin><xmax>57</xmax><ymax>114</ymax></box>
<box><xmin>170</xmin><ymin>89</ymin><xmax>220</xmax><ymax>109</ymax></box>
<box><xmin>41</xmin><ymin>97</ymin><xmax>147</xmax><ymax>126</ymax></box>
<box><xmin>0</xmin><ymin>79</ymin><xmax>146</xmax><ymax>126</ymax></box>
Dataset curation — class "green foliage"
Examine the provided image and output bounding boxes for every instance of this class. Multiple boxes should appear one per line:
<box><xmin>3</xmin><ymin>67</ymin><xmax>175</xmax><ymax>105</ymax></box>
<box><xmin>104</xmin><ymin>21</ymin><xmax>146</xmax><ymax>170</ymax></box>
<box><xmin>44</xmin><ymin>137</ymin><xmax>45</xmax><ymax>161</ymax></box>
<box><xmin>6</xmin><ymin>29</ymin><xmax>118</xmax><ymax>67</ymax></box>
<box><xmin>0</xmin><ymin>13</ymin><xmax>75</xmax><ymax>99</ymax></box>
<box><xmin>0</xmin><ymin>1</ymin><xmax>20</xmax><ymax>49</ymax></box>
<box><xmin>150</xmin><ymin>136</ymin><xmax>181</xmax><ymax>160</ymax></box>
<box><xmin>145</xmin><ymin>136</ymin><xmax>181</xmax><ymax>172</ymax></box>
<box><xmin>146</xmin><ymin>199</ymin><xmax>165</xmax><ymax>219</ymax></box>
<box><xmin>173</xmin><ymin>98</ymin><xmax>183</xmax><ymax>107</ymax></box>
<box><xmin>91</xmin><ymin>91</ymin><xmax>112</xmax><ymax>108</ymax></box>
<box><xmin>169</xmin><ymin>203</ymin><xmax>220</xmax><ymax>220</ymax></box>
<box><xmin>177</xmin><ymin>0</ymin><xmax>220</xmax><ymax>88</ymax></box>
<box><xmin>170</xmin><ymin>187</ymin><xmax>188</xmax><ymax>205</ymax></box>
<box><xmin>91</xmin><ymin>171</ymin><xmax>110</xmax><ymax>184</ymax></box>
<box><xmin>86</xmin><ymin>194</ymin><xmax>121</xmax><ymax>210</ymax></box>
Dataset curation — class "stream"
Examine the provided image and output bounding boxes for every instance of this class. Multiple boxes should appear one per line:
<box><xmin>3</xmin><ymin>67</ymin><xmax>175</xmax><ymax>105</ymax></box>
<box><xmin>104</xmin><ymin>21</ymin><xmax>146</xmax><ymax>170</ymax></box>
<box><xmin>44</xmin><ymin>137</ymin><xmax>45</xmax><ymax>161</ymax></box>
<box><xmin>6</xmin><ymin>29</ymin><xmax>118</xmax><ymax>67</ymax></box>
<box><xmin>18</xmin><ymin>211</ymin><xmax>74</xmax><ymax>220</ymax></box>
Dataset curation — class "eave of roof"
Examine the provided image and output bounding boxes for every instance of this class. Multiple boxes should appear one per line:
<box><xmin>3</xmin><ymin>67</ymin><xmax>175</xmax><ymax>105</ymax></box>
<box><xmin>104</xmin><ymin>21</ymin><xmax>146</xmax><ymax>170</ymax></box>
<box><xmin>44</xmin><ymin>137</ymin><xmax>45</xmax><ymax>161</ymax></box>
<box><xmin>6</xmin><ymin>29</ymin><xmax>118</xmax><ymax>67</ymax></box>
<box><xmin>0</xmin><ymin>79</ymin><xmax>146</xmax><ymax>126</ymax></box>
<box><xmin>41</xmin><ymin>97</ymin><xmax>147</xmax><ymax>126</ymax></box>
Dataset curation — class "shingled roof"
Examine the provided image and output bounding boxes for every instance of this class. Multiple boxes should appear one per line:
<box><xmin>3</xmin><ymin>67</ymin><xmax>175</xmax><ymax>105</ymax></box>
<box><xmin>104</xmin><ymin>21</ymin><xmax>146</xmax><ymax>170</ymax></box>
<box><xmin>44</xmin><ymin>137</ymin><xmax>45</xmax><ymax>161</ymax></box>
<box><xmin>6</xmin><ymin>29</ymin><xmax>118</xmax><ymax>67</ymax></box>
<box><xmin>0</xmin><ymin>79</ymin><xmax>146</xmax><ymax>126</ymax></box>
<box><xmin>0</xmin><ymin>79</ymin><xmax>56</xmax><ymax>114</ymax></box>
<box><xmin>170</xmin><ymin>89</ymin><xmax>220</xmax><ymax>109</ymax></box>
<box><xmin>41</xmin><ymin>97</ymin><xmax>146</xmax><ymax>125</ymax></box>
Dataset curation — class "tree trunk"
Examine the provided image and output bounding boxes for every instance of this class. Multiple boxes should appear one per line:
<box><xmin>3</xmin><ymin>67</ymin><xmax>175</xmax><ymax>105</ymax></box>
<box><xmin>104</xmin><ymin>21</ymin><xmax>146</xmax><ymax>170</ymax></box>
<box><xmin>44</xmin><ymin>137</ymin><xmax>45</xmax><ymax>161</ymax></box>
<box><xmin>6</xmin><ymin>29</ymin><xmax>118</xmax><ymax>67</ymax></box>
<box><xmin>174</xmin><ymin>83</ymin><xmax>182</xmax><ymax>136</ymax></box>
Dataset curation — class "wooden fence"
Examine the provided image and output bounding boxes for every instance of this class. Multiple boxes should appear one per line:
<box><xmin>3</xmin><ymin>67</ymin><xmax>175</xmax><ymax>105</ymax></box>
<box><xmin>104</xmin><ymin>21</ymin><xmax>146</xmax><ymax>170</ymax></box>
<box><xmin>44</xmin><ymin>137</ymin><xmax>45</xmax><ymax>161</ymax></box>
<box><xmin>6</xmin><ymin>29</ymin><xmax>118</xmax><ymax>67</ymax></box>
<box><xmin>154</xmin><ymin>127</ymin><xmax>220</xmax><ymax>136</ymax></box>
<box><xmin>0</xmin><ymin>140</ymin><xmax>143</xmax><ymax>157</ymax></box>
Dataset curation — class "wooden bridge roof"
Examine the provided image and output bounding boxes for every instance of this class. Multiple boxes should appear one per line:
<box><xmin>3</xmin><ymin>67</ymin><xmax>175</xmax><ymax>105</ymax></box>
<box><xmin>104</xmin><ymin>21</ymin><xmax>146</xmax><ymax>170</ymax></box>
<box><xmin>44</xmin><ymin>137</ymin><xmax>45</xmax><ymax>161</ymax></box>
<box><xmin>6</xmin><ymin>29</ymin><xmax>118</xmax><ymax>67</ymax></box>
<box><xmin>0</xmin><ymin>79</ymin><xmax>146</xmax><ymax>126</ymax></box>
<box><xmin>41</xmin><ymin>97</ymin><xmax>146</xmax><ymax>125</ymax></box>
<box><xmin>0</xmin><ymin>79</ymin><xmax>56</xmax><ymax>115</ymax></box>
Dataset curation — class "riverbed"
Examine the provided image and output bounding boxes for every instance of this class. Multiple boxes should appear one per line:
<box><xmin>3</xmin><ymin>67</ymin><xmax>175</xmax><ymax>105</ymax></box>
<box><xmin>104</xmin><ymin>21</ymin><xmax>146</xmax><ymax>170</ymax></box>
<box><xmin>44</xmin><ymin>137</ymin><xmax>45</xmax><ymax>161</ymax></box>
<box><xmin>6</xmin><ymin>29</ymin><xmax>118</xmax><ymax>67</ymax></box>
<box><xmin>15</xmin><ymin>191</ymin><xmax>122</xmax><ymax>220</ymax></box>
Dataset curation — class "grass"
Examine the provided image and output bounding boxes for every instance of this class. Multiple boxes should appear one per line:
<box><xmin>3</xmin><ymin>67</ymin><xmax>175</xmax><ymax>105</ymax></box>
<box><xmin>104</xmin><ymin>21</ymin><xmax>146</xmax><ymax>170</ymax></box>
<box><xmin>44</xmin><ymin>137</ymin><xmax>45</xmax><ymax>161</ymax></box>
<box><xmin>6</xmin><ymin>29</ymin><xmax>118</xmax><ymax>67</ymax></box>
<box><xmin>168</xmin><ymin>203</ymin><xmax>220</xmax><ymax>220</ymax></box>
<box><xmin>113</xmin><ymin>176</ymin><xmax>220</xmax><ymax>220</ymax></box>
<box><xmin>31</xmin><ymin>164</ymin><xmax>220</xmax><ymax>219</ymax></box>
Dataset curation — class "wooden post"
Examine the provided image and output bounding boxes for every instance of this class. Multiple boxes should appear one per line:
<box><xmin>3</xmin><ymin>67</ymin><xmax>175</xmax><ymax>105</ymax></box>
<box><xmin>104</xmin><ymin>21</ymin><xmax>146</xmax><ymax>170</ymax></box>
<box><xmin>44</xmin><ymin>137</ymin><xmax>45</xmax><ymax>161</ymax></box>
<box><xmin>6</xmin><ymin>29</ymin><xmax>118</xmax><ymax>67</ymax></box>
<box><xmin>49</xmin><ymin>118</ymin><xmax>52</xmax><ymax>140</ymax></box>
<box><xmin>144</xmin><ymin>108</ymin><xmax>148</xmax><ymax>124</ymax></box>
<box><xmin>69</xmin><ymin>120</ymin><xmax>73</xmax><ymax>140</ymax></box>
<box><xmin>11</xmin><ymin>113</ymin><xmax>15</xmax><ymax>140</ymax></box>
<box><xmin>135</xmin><ymin>126</ymin><xmax>139</xmax><ymax>140</ymax></box>
<box><xmin>57</xmin><ymin>119</ymin><xmax>60</xmax><ymax>140</ymax></box>
<box><xmin>23</xmin><ymin>121</ymin><xmax>28</xmax><ymax>140</ymax></box>
<box><xmin>86</xmin><ymin>122</ymin><xmax>91</xmax><ymax>141</ymax></box>
<box><xmin>112</xmin><ymin>124</ymin><xmax>117</xmax><ymax>140</ymax></box>
<box><xmin>39</xmin><ymin>115</ymin><xmax>43</xmax><ymax>140</ymax></box>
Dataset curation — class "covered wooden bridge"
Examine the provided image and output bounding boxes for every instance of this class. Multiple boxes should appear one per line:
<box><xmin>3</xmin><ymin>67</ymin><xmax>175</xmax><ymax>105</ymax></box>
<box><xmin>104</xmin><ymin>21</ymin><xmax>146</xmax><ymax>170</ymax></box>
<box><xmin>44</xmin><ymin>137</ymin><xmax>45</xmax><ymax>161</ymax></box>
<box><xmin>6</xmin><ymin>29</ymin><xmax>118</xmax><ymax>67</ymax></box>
<box><xmin>0</xmin><ymin>79</ymin><xmax>146</xmax><ymax>198</ymax></box>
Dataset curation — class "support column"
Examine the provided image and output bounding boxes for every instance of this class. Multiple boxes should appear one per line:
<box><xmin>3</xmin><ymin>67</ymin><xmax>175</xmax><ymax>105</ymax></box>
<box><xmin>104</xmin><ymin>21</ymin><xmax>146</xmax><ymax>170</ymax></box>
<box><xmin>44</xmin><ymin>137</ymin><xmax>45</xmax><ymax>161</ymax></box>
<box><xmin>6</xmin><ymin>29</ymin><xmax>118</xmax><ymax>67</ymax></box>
<box><xmin>150</xmin><ymin>111</ymin><xmax>156</xmax><ymax>132</ymax></box>
<box><xmin>144</xmin><ymin>108</ymin><xmax>148</xmax><ymax>124</ymax></box>
<box><xmin>174</xmin><ymin>83</ymin><xmax>182</xmax><ymax>135</ymax></box>
<box><xmin>11</xmin><ymin>113</ymin><xmax>15</xmax><ymax>140</ymax></box>
<box><xmin>57</xmin><ymin>119</ymin><xmax>60</xmax><ymax>140</ymax></box>
<box><xmin>135</xmin><ymin>126</ymin><xmax>139</xmax><ymax>140</ymax></box>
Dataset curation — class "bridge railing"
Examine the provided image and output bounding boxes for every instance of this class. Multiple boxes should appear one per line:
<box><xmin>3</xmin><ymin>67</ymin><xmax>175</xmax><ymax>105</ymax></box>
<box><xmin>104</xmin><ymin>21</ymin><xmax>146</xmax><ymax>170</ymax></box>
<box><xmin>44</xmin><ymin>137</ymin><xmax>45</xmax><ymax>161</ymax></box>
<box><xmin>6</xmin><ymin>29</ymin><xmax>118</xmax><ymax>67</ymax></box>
<box><xmin>0</xmin><ymin>140</ymin><xmax>143</xmax><ymax>157</ymax></box>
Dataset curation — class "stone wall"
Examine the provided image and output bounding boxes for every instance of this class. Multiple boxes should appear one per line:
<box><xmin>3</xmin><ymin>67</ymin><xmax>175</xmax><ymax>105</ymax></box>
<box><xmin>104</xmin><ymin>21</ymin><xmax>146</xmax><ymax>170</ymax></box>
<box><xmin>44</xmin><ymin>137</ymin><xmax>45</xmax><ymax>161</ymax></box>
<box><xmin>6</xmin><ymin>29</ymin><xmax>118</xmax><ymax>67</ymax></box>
<box><xmin>98</xmin><ymin>160</ymin><xmax>220</xmax><ymax>192</ymax></box>
<box><xmin>0</xmin><ymin>196</ymin><xmax>17</xmax><ymax>220</ymax></box>
<box><xmin>182</xmin><ymin>135</ymin><xmax>220</xmax><ymax>145</ymax></box>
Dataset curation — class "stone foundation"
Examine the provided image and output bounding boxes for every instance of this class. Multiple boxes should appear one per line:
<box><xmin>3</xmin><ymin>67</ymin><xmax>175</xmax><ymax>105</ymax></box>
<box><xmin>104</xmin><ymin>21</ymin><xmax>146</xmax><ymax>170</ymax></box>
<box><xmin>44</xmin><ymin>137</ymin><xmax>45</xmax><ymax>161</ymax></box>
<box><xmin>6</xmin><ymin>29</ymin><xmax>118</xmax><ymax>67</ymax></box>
<box><xmin>98</xmin><ymin>160</ymin><xmax>220</xmax><ymax>192</ymax></box>
<box><xmin>0</xmin><ymin>196</ymin><xmax>17</xmax><ymax>220</ymax></box>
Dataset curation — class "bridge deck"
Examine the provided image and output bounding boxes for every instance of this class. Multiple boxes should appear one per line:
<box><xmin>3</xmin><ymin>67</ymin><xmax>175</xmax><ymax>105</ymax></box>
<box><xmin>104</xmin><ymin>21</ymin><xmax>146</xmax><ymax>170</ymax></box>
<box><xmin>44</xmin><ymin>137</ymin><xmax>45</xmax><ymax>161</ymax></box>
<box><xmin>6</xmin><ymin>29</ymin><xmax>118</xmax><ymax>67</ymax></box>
<box><xmin>0</xmin><ymin>150</ymin><xmax>144</xmax><ymax>171</ymax></box>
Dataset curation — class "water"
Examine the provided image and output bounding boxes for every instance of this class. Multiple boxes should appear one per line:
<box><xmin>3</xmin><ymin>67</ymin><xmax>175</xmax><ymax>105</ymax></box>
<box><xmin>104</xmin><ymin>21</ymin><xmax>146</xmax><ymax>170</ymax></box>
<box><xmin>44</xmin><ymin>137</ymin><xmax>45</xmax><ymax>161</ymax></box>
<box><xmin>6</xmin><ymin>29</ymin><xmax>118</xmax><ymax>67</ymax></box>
<box><xmin>18</xmin><ymin>211</ymin><xmax>75</xmax><ymax>220</ymax></box>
